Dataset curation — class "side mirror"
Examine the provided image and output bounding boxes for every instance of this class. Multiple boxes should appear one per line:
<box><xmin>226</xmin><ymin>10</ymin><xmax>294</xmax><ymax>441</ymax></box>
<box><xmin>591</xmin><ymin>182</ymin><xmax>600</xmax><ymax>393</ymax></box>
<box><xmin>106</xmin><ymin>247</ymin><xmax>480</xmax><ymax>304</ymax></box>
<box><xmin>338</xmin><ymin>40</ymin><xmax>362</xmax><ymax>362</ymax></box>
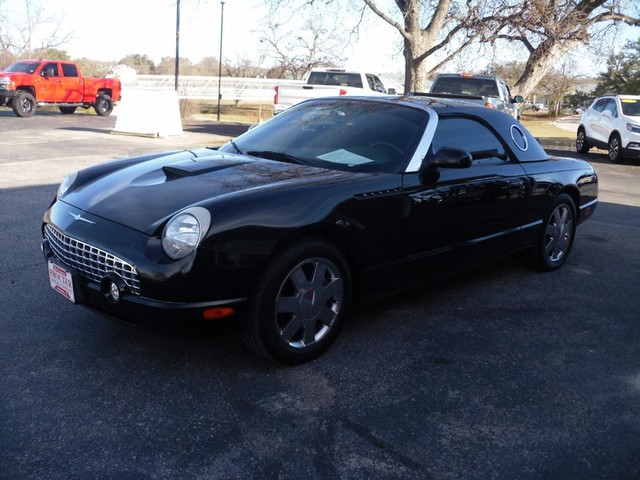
<box><xmin>429</xmin><ymin>147</ymin><xmax>473</xmax><ymax>169</ymax></box>
<box><xmin>387</xmin><ymin>88</ymin><xmax>396</xmax><ymax>95</ymax></box>
<box><xmin>513</xmin><ymin>95</ymin><xmax>524</xmax><ymax>103</ymax></box>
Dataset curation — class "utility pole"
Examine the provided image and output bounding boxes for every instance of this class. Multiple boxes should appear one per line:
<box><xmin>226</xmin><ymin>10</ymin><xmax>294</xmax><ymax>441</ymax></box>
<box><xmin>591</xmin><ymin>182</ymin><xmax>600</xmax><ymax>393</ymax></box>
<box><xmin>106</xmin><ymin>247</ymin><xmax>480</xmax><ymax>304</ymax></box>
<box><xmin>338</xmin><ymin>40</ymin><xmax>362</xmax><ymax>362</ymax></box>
<box><xmin>217</xmin><ymin>1</ymin><xmax>225</xmax><ymax>121</ymax></box>
<box><xmin>175</xmin><ymin>0</ymin><xmax>180</xmax><ymax>91</ymax></box>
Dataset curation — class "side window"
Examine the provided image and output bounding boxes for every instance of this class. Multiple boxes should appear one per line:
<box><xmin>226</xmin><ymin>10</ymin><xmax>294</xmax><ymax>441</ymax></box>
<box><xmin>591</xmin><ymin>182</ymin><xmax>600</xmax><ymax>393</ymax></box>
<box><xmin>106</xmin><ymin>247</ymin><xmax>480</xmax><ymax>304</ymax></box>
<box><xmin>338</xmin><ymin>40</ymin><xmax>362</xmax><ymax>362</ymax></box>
<box><xmin>498</xmin><ymin>81</ymin><xmax>508</xmax><ymax>100</ymax></box>
<box><xmin>61</xmin><ymin>63</ymin><xmax>79</xmax><ymax>77</ymax></box>
<box><xmin>365</xmin><ymin>74</ymin><xmax>376</xmax><ymax>91</ymax></box>
<box><xmin>371</xmin><ymin>75</ymin><xmax>386</xmax><ymax>93</ymax></box>
<box><xmin>592</xmin><ymin>99</ymin><xmax>608</xmax><ymax>112</ymax></box>
<box><xmin>41</xmin><ymin>63</ymin><xmax>59</xmax><ymax>77</ymax></box>
<box><xmin>604</xmin><ymin>99</ymin><xmax>618</xmax><ymax>117</ymax></box>
<box><xmin>431</xmin><ymin>117</ymin><xmax>509</xmax><ymax>163</ymax></box>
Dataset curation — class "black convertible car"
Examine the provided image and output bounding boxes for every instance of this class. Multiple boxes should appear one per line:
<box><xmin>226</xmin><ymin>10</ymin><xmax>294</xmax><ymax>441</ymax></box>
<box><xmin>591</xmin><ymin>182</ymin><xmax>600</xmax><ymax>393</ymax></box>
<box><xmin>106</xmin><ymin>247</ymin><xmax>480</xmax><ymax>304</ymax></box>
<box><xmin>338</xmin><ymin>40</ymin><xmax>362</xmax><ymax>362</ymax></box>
<box><xmin>42</xmin><ymin>96</ymin><xmax>598</xmax><ymax>363</ymax></box>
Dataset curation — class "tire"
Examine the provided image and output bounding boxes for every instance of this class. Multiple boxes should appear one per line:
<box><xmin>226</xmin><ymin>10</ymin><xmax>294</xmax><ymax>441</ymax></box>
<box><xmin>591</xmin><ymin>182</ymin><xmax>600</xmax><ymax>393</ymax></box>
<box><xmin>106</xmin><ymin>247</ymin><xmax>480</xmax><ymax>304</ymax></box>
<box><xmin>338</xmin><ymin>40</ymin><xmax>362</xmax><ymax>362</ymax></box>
<box><xmin>11</xmin><ymin>91</ymin><xmax>36</xmax><ymax>117</ymax></box>
<box><xmin>243</xmin><ymin>239</ymin><xmax>350</xmax><ymax>363</ymax></box>
<box><xmin>59</xmin><ymin>106</ymin><xmax>77</xmax><ymax>114</ymax></box>
<box><xmin>523</xmin><ymin>194</ymin><xmax>576</xmax><ymax>271</ymax></box>
<box><xmin>608</xmin><ymin>133</ymin><xmax>623</xmax><ymax>163</ymax></box>
<box><xmin>576</xmin><ymin>128</ymin><xmax>590</xmax><ymax>154</ymax></box>
<box><xmin>94</xmin><ymin>94</ymin><xmax>113</xmax><ymax>116</ymax></box>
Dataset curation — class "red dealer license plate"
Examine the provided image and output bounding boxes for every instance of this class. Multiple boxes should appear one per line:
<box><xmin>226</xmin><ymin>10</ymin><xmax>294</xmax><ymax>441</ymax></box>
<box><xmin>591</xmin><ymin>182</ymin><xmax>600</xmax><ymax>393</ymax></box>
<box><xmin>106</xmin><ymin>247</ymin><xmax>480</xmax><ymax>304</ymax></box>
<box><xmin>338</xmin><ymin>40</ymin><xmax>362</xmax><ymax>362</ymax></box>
<box><xmin>48</xmin><ymin>260</ymin><xmax>76</xmax><ymax>303</ymax></box>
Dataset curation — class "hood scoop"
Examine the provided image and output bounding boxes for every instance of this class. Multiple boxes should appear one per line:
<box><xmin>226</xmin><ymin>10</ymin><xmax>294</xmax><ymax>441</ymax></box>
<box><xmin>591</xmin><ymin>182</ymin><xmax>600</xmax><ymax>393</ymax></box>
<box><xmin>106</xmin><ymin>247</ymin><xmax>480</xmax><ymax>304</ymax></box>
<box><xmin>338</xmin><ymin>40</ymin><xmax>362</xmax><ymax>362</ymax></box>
<box><xmin>163</xmin><ymin>158</ymin><xmax>251</xmax><ymax>180</ymax></box>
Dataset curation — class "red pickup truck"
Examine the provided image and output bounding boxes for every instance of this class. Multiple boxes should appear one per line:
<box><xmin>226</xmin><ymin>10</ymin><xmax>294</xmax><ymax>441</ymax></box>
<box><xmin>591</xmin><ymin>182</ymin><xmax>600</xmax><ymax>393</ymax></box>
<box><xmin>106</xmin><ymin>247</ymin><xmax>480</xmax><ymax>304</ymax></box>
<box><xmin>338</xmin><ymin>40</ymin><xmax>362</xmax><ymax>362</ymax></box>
<box><xmin>0</xmin><ymin>59</ymin><xmax>122</xmax><ymax>117</ymax></box>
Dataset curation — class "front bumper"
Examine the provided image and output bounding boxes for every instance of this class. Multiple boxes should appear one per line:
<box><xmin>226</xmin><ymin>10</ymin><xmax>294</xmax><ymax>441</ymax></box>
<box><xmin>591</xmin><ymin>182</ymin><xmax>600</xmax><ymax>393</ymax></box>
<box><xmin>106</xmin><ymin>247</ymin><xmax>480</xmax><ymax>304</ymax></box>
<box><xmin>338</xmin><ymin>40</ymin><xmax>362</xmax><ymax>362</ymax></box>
<box><xmin>42</xmin><ymin>201</ymin><xmax>253</xmax><ymax>323</ymax></box>
<box><xmin>43</xmin><ymin>245</ymin><xmax>246</xmax><ymax>323</ymax></box>
<box><xmin>0</xmin><ymin>87</ymin><xmax>17</xmax><ymax>103</ymax></box>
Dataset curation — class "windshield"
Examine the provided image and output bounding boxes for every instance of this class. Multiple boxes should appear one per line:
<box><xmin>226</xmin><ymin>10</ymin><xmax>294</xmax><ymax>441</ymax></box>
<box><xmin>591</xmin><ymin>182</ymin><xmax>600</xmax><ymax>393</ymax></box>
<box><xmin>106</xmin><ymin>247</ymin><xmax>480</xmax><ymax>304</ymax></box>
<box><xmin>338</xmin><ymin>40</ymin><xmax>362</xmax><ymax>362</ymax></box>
<box><xmin>219</xmin><ymin>99</ymin><xmax>428</xmax><ymax>173</ymax></box>
<box><xmin>431</xmin><ymin>77</ymin><xmax>500</xmax><ymax>97</ymax></box>
<box><xmin>620</xmin><ymin>98</ymin><xmax>640</xmax><ymax>117</ymax></box>
<box><xmin>4</xmin><ymin>61</ymin><xmax>40</xmax><ymax>74</ymax></box>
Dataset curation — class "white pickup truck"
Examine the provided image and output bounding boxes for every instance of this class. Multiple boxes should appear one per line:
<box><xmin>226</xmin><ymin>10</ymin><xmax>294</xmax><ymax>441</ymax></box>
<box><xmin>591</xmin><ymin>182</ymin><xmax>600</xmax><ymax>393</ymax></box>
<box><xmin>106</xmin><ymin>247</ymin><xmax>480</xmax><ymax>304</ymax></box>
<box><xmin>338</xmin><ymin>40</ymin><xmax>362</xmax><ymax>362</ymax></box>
<box><xmin>426</xmin><ymin>73</ymin><xmax>523</xmax><ymax>119</ymax></box>
<box><xmin>273</xmin><ymin>68</ymin><xmax>396</xmax><ymax>115</ymax></box>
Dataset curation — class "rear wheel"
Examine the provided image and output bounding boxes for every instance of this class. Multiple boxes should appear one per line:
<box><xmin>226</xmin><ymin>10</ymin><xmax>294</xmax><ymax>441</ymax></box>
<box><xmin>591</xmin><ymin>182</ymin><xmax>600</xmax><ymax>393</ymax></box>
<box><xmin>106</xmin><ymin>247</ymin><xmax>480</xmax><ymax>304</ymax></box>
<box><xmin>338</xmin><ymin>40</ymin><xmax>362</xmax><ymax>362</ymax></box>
<box><xmin>576</xmin><ymin>128</ymin><xmax>590</xmax><ymax>154</ymax></box>
<box><xmin>94</xmin><ymin>94</ymin><xmax>113</xmax><ymax>116</ymax></box>
<box><xmin>608</xmin><ymin>133</ymin><xmax>623</xmax><ymax>163</ymax></box>
<box><xmin>243</xmin><ymin>239</ymin><xmax>350</xmax><ymax>363</ymax></box>
<box><xmin>59</xmin><ymin>106</ymin><xmax>77</xmax><ymax>114</ymax></box>
<box><xmin>523</xmin><ymin>194</ymin><xmax>576</xmax><ymax>271</ymax></box>
<box><xmin>12</xmin><ymin>91</ymin><xmax>36</xmax><ymax>117</ymax></box>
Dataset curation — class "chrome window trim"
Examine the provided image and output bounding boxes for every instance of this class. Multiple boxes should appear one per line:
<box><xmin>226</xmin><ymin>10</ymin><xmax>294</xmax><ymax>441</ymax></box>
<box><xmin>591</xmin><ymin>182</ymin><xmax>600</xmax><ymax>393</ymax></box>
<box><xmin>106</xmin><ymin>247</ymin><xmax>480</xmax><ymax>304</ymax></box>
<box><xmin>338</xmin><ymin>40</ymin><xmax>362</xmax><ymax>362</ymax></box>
<box><xmin>405</xmin><ymin>107</ymin><xmax>438</xmax><ymax>173</ymax></box>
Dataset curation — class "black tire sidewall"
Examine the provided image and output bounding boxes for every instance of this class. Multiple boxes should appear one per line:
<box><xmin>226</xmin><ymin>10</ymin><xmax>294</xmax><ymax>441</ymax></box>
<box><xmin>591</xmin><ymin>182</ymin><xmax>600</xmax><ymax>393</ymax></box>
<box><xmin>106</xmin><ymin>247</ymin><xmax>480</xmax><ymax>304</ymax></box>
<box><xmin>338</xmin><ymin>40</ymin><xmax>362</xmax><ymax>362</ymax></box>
<box><xmin>246</xmin><ymin>239</ymin><xmax>350</xmax><ymax>363</ymax></box>
<box><xmin>538</xmin><ymin>194</ymin><xmax>577</xmax><ymax>271</ymax></box>
<box><xmin>94</xmin><ymin>94</ymin><xmax>113</xmax><ymax>116</ymax></box>
<box><xmin>609</xmin><ymin>134</ymin><xmax>622</xmax><ymax>163</ymax></box>
<box><xmin>12</xmin><ymin>92</ymin><xmax>36</xmax><ymax>117</ymax></box>
<box><xmin>576</xmin><ymin>128</ymin><xmax>589</xmax><ymax>154</ymax></box>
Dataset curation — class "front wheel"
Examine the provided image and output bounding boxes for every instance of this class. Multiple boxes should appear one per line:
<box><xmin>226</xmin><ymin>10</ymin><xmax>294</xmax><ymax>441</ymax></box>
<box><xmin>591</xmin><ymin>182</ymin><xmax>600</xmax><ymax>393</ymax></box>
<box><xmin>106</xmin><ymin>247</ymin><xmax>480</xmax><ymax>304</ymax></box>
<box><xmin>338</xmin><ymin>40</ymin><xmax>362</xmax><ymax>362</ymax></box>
<box><xmin>94</xmin><ymin>94</ymin><xmax>113</xmax><ymax>116</ymax></box>
<box><xmin>12</xmin><ymin>91</ymin><xmax>36</xmax><ymax>117</ymax></box>
<box><xmin>523</xmin><ymin>194</ymin><xmax>576</xmax><ymax>271</ymax></box>
<box><xmin>608</xmin><ymin>133</ymin><xmax>623</xmax><ymax>163</ymax></box>
<box><xmin>576</xmin><ymin>128</ymin><xmax>590</xmax><ymax>154</ymax></box>
<box><xmin>243</xmin><ymin>239</ymin><xmax>350</xmax><ymax>363</ymax></box>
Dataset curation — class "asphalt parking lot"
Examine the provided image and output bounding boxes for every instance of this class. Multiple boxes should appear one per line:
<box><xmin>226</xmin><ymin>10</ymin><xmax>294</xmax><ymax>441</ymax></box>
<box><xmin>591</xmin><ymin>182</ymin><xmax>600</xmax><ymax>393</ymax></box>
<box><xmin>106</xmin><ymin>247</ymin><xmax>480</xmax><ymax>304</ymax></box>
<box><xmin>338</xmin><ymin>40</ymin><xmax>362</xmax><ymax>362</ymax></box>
<box><xmin>1</xmin><ymin>110</ymin><xmax>639</xmax><ymax>479</ymax></box>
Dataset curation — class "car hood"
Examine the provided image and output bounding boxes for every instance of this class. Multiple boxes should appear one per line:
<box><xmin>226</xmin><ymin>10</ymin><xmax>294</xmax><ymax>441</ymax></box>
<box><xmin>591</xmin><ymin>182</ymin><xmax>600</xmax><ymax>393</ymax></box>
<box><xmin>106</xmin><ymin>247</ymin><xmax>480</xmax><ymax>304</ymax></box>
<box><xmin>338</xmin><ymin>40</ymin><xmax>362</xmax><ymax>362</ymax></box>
<box><xmin>61</xmin><ymin>148</ymin><xmax>351</xmax><ymax>235</ymax></box>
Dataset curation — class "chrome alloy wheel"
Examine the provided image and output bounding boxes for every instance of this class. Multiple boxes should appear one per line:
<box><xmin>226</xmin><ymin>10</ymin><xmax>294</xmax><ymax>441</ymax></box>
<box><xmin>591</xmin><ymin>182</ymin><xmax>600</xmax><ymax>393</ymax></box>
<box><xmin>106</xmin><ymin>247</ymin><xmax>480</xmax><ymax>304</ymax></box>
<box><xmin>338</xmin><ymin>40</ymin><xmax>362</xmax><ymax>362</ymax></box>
<box><xmin>274</xmin><ymin>257</ymin><xmax>343</xmax><ymax>349</ymax></box>
<box><xmin>608</xmin><ymin>134</ymin><xmax>621</xmax><ymax>163</ymax></box>
<box><xmin>544</xmin><ymin>204</ymin><xmax>574</xmax><ymax>263</ymax></box>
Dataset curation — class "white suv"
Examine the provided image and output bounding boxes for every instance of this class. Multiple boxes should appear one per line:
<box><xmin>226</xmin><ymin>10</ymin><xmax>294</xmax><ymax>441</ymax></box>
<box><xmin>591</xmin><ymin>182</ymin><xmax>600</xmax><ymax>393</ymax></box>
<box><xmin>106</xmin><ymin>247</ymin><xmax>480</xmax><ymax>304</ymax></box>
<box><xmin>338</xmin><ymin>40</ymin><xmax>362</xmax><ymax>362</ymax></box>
<box><xmin>576</xmin><ymin>94</ymin><xmax>640</xmax><ymax>163</ymax></box>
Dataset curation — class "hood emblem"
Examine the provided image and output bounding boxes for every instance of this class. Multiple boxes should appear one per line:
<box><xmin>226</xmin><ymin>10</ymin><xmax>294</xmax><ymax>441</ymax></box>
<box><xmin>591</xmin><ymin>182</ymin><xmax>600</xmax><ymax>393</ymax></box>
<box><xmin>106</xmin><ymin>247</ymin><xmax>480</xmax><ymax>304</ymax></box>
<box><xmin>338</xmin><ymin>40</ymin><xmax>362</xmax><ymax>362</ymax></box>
<box><xmin>68</xmin><ymin>212</ymin><xmax>96</xmax><ymax>224</ymax></box>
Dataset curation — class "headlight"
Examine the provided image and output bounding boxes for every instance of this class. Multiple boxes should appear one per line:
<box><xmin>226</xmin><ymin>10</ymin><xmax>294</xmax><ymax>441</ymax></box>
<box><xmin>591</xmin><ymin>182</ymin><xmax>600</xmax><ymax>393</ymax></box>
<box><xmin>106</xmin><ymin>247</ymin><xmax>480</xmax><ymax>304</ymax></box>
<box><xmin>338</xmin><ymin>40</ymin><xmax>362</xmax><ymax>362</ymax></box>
<box><xmin>0</xmin><ymin>76</ymin><xmax>13</xmax><ymax>88</ymax></box>
<box><xmin>57</xmin><ymin>172</ymin><xmax>78</xmax><ymax>199</ymax></box>
<box><xmin>162</xmin><ymin>207</ymin><xmax>211</xmax><ymax>259</ymax></box>
<box><xmin>626</xmin><ymin>123</ymin><xmax>640</xmax><ymax>133</ymax></box>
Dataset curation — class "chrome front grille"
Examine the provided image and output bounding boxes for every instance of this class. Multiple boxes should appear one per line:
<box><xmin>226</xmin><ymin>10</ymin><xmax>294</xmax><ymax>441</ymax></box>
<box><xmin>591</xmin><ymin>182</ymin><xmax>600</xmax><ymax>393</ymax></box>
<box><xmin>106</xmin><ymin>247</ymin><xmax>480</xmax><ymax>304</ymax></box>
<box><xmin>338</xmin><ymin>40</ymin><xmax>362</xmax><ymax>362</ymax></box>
<box><xmin>44</xmin><ymin>224</ymin><xmax>141</xmax><ymax>295</ymax></box>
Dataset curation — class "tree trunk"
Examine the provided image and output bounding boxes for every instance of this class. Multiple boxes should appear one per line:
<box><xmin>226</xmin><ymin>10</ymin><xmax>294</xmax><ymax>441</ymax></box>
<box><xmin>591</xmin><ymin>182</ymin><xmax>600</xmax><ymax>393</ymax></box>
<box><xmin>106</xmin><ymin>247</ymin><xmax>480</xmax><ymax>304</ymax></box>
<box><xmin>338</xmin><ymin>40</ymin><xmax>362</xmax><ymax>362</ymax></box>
<box><xmin>514</xmin><ymin>39</ymin><xmax>578</xmax><ymax>98</ymax></box>
<box><xmin>403</xmin><ymin>37</ymin><xmax>428</xmax><ymax>92</ymax></box>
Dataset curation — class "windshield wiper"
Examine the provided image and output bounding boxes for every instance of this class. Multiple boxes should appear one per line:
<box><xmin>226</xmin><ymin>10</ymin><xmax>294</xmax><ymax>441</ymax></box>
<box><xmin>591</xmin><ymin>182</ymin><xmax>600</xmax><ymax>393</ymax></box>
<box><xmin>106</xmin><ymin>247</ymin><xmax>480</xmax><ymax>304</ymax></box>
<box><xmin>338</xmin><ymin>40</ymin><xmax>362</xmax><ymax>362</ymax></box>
<box><xmin>229</xmin><ymin>140</ymin><xmax>243</xmax><ymax>154</ymax></box>
<box><xmin>247</xmin><ymin>150</ymin><xmax>310</xmax><ymax>165</ymax></box>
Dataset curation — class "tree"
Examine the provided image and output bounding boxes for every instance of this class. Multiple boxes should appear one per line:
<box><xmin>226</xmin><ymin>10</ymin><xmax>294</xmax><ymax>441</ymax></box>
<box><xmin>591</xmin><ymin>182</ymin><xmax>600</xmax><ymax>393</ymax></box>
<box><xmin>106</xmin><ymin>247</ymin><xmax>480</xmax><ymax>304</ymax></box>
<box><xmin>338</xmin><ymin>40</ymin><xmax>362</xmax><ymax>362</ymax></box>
<box><xmin>263</xmin><ymin>1</ymin><xmax>507</xmax><ymax>91</ymax></box>
<box><xmin>537</xmin><ymin>58</ymin><xmax>584</xmax><ymax>116</ymax></box>
<box><xmin>359</xmin><ymin>1</ymin><xmax>508</xmax><ymax>91</ymax></box>
<box><xmin>493</xmin><ymin>0</ymin><xmax>640</xmax><ymax>98</ymax></box>
<box><xmin>119</xmin><ymin>54</ymin><xmax>156</xmax><ymax>74</ymax></box>
<box><xmin>0</xmin><ymin>0</ymin><xmax>71</xmax><ymax>60</ymax></box>
<box><xmin>593</xmin><ymin>38</ymin><xmax>640</xmax><ymax>95</ymax></box>
<box><xmin>257</xmin><ymin>6</ymin><xmax>347</xmax><ymax>79</ymax></box>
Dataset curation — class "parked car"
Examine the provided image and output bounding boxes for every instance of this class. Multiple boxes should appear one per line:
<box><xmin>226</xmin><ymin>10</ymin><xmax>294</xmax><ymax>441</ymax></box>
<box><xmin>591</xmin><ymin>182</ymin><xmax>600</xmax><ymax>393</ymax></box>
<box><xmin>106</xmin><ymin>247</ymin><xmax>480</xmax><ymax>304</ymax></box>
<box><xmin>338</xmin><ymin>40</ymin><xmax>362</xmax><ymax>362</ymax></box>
<box><xmin>274</xmin><ymin>68</ymin><xmax>395</xmax><ymax>114</ymax></box>
<box><xmin>0</xmin><ymin>59</ymin><xmax>121</xmax><ymax>117</ymax></box>
<box><xmin>427</xmin><ymin>73</ymin><xmax>523</xmax><ymax>119</ymax></box>
<box><xmin>576</xmin><ymin>94</ymin><xmax>640</xmax><ymax>163</ymax></box>
<box><xmin>42</xmin><ymin>96</ymin><xmax>598</xmax><ymax>363</ymax></box>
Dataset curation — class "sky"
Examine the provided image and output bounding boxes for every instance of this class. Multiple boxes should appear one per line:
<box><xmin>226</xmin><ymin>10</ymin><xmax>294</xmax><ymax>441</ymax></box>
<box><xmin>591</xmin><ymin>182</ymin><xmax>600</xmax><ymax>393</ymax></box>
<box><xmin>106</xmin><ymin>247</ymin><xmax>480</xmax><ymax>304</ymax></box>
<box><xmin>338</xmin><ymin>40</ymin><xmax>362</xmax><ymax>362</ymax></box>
<box><xmin>1</xmin><ymin>0</ymin><xmax>637</xmax><ymax>76</ymax></box>
<box><xmin>1</xmin><ymin>0</ymin><xmax>402</xmax><ymax>73</ymax></box>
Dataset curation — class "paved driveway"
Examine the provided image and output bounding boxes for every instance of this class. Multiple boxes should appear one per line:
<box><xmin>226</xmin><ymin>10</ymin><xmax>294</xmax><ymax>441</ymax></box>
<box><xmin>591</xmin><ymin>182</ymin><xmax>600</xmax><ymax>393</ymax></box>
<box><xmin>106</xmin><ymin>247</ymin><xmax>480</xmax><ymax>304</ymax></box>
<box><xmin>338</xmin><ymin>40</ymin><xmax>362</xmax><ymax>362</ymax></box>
<box><xmin>1</xmin><ymin>112</ymin><xmax>639</xmax><ymax>479</ymax></box>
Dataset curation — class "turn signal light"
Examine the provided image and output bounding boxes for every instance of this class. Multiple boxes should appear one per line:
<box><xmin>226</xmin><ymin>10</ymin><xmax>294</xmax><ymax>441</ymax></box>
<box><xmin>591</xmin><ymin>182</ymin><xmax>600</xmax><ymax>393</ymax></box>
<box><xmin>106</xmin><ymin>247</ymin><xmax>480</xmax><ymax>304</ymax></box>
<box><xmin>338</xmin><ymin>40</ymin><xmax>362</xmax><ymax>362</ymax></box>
<box><xmin>485</xmin><ymin>102</ymin><xmax>496</xmax><ymax>109</ymax></box>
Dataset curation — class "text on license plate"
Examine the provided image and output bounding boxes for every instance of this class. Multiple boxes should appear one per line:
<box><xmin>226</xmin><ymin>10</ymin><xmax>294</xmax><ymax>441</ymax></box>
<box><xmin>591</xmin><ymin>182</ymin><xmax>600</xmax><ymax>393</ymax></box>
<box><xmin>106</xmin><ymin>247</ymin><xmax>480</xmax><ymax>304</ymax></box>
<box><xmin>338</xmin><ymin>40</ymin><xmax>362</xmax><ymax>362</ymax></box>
<box><xmin>48</xmin><ymin>261</ymin><xmax>75</xmax><ymax>303</ymax></box>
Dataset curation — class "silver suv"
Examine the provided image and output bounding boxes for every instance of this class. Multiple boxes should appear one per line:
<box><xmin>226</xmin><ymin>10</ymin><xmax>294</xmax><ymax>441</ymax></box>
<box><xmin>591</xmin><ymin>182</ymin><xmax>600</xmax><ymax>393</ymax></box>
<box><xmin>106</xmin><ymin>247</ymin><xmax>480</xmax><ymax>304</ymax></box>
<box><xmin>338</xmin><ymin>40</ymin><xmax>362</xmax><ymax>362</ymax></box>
<box><xmin>576</xmin><ymin>94</ymin><xmax>640</xmax><ymax>163</ymax></box>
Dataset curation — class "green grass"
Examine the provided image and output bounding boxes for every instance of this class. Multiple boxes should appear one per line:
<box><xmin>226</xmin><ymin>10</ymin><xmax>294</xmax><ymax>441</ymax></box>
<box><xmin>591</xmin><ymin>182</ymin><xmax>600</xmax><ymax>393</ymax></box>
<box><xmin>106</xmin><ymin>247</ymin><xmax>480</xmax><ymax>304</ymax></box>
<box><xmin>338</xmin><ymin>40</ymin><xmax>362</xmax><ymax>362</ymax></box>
<box><xmin>520</xmin><ymin>112</ymin><xmax>575</xmax><ymax>149</ymax></box>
